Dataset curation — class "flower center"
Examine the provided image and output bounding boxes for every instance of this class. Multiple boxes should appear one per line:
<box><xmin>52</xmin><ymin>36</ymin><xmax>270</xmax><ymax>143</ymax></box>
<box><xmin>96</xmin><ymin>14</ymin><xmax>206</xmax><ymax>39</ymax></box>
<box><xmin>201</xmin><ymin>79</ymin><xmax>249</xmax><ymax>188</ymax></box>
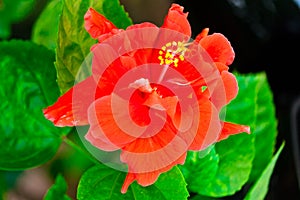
<box><xmin>158</xmin><ymin>41</ymin><xmax>189</xmax><ymax>67</ymax></box>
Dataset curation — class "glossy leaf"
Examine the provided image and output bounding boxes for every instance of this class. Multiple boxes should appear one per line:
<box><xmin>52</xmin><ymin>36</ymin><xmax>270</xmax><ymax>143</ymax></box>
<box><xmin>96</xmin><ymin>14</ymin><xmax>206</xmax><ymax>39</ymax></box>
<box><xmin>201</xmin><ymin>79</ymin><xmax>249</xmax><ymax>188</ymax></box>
<box><xmin>185</xmin><ymin>73</ymin><xmax>258</xmax><ymax>197</ymax></box>
<box><xmin>44</xmin><ymin>174</ymin><xmax>71</xmax><ymax>200</ymax></box>
<box><xmin>0</xmin><ymin>40</ymin><xmax>70</xmax><ymax>170</ymax></box>
<box><xmin>200</xmin><ymin>72</ymin><xmax>278</xmax><ymax>197</ymax></box>
<box><xmin>179</xmin><ymin>148</ymin><xmax>219</xmax><ymax>195</ymax></box>
<box><xmin>31</xmin><ymin>0</ymin><xmax>63</xmax><ymax>51</ymax></box>
<box><xmin>247</xmin><ymin>73</ymin><xmax>278</xmax><ymax>182</ymax></box>
<box><xmin>77</xmin><ymin>164</ymin><xmax>189</xmax><ymax>200</ymax></box>
<box><xmin>208</xmin><ymin>133</ymin><xmax>254</xmax><ymax>197</ymax></box>
<box><xmin>225</xmin><ymin>72</ymin><xmax>278</xmax><ymax>182</ymax></box>
<box><xmin>55</xmin><ymin>0</ymin><xmax>132</xmax><ymax>93</ymax></box>
<box><xmin>244</xmin><ymin>142</ymin><xmax>285</xmax><ymax>200</ymax></box>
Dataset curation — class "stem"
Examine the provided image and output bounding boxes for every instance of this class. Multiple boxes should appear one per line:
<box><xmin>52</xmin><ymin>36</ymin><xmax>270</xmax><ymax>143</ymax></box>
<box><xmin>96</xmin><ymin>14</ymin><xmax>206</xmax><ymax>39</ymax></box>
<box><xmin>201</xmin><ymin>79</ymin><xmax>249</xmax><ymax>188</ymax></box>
<box><xmin>63</xmin><ymin>136</ymin><xmax>100</xmax><ymax>165</ymax></box>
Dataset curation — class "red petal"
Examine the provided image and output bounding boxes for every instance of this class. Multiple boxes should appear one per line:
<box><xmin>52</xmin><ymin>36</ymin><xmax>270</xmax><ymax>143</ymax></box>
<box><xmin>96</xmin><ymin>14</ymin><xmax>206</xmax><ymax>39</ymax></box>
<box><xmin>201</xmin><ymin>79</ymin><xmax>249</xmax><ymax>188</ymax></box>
<box><xmin>92</xmin><ymin>45</ymin><xmax>137</xmax><ymax>94</ymax></box>
<box><xmin>161</xmin><ymin>3</ymin><xmax>191</xmax><ymax>37</ymax></box>
<box><xmin>125</xmin><ymin>22</ymin><xmax>159</xmax><ymax>62</ymax></box>
<box><xmin>126</xmin><ymin>22</ymin><xmax>157</xmax><ymax>30</ymax></box>
<box><xmin>43</xmin><ymin>76</ymin><xmax>99</xmax><ymax>126</ymax></box>
<box><xmin>185</xmin><ymin>96</ymin><xmax>221</xmax><ymax>150</ymax></box>
<box><xmin>209</xmin><ymin>71</ymin><xmax>238</xmax><ymax>111</ymax></box>
<box><xmin>84</xmin><ymin>7</ymin><xmax>117</xmax><ymax>39</ymax></box>
<box><xmin>129</xmin><ymin>97</ymin><xmax>151</xmax><ymax>127</ymax></box>
<box><xmin>200</xmin><ymin>33</ymin><xmax>235</xmax><ymax>65</ymax></box>
<box><xmin>121</xmin><ymin>153</ymin><xmax>186</xmax><ymax>193</ymax></box>
<box><xmin>97</xmin><ymin>28</ymin><xmax>124</xmax><ymax>43</ymax></box>
<box><xmin>85</xmin><ymin>130</ymin><xmax>120</xmax><ymax>151</ymax></box>
<box><xmin>120</xmin><ymin>116</ymin><xmax>188</xmax><ymax>173</ymax></box>
<box><xmin>86</xmin><ymin>95</ymin><xmax>138</xmax><ymax>151</ymax></box>
<box><xmin>121</xmin><ymin>116</ymin><xmax>181</xmax><ymax>153</ymax></box>
<box><xmin>218</xmin><ymin>122</ymin><xmax>251</xmax><ymax>141</ymax></box>
<box><xmin>194</xmin><ymin>28</ymin><xmax>209</xmax><ymax>43</ymax></box>
<box><xmin>215</xmin><ymin>62</ymin><xmax>229</xmax><ymax>73</ymax></box>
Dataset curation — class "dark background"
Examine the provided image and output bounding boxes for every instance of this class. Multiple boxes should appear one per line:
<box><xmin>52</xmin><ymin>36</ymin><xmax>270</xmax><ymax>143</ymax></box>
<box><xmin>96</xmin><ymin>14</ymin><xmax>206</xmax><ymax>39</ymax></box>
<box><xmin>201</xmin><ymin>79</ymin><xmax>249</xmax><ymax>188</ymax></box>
<box><xmin>4</xmin><ymin>0</ymin><xmax>300</xmax><ymax>199</ymax></box>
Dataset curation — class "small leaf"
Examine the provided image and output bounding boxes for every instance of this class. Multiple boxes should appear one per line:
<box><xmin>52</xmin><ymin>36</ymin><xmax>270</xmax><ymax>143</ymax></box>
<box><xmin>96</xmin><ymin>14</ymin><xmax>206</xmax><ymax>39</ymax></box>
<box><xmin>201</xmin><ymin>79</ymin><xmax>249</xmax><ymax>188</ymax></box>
<box><xmin>77</xmin><ymin>164</ymin><xmax>189</xmax><ymax>200</ymax></box>
<box><xmin>244</xmin><ymin>142</ymin><xmax>285</xmax><ymax>200</ymax></box>
<box><xmin>44</xmin><ymin>174</ymin><xmax>72</xmax><ymax>200</ymax></box>
<box><xmin>0</xmin><ymin>40</ymin><xmax>70</xmax><ymax>170</ymax></box>
<box><xmin>55</xmin><ymin>0</ymin><xmax>132</xmax><ymax>93</ymax></box>
<box><xmin>31</xmin><ymin>0</ymin><xmax>63</xmax><ymax>51</ymax></box>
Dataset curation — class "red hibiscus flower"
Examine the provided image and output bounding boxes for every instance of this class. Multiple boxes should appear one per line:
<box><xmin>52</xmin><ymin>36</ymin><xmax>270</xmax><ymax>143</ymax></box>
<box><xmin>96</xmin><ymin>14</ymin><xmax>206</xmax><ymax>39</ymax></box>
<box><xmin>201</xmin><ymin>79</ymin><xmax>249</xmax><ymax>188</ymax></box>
<box><xmin>43</xmin><ymin>3</ymin><xmax>250</xmax><ymax>193</ymax></box>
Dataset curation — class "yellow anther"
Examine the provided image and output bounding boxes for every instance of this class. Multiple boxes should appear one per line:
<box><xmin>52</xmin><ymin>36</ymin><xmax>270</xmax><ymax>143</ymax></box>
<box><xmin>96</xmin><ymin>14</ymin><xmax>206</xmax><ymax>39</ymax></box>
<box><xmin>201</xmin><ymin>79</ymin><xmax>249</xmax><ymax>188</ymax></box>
<box><xmin>157</xmin><ymin>41</ymin><xmax>190</xmax><ymax>67</ymax></box>
<box><xmin>165</xmin><ymin>51</ymin><xmax>173</xmax><ymax>59</ymax></box>
<box><xmin>158</xmin><ymin>56</ymin><xmax>164</xmax><ymax>65</ymax></box>
<box><xmin>165</xmin><ymin>59</ymin><xmax>173</xmax><ymax>65</ymax></box>
<box><xmin>179</xmin><ymin>55</ymin><xmax>185</xmax><ymax>61</ymax></box>
<box><xmin>166</xmin><ymin>42</ymin><xmax>172</xmax><ymax>47</ymax></box>
<box><xmin>173</xmin><ymin>58</ymin><xmax>179</xmax><ymax>67</ymax></box>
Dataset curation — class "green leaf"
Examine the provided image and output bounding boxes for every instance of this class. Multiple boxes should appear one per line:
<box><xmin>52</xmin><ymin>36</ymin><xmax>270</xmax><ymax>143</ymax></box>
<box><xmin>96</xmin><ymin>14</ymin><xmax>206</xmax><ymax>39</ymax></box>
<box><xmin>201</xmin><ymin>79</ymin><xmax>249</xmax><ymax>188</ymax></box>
<box><xmin>77</xmin><ymin>164</ymin><xmax>189</xmax><ymax>200</ymax></box>
<box><xmin>179</xmin><ymin>148</ymin><xmax>220</xmax><ymax>195</ymax></box>
<box><xmin>247</xmin><ymin>73</ymin><xmax>278</xmax><ymax>182</ymax></box>
<box><xmin>44</xmin><ymin>174</ymin><xmax>72</xmax><ymax>200</ymax></box>
<box><xmin>206</xmin><ymin>133</ymin><xmax>254</xmax><ymax>197</ymax></box>
<box><xmin>224</xmin><ymin>73</ymin><xmax>258</xmax><ymax>126</ymax></box>
<box><xmin>226</xmin><ymin>72</ymin><xmax>278</xmax><ymax>181</ymax></box>
<box><xmin>31</xmin><ymin>0</ymin><xmax>63</xmax><ymax>51</ymax></box>
<box><xmin>190</xmin><ymin>194</ymin><xmax>218</xmax><ymax>200</ymax></box>
<box><xmin>55</xmin><ymin>0</ymin><xmax>132</xmax><ymax>94</ymax></box>
<box><xmin>0</xmin><ymin>40</ymin><xmax>70</xmax><ymax>170</ymax></box>
<box><xmin>244</xmin><ymin>142</ymin><xmax>285</xmax><ymax>200</ymax></box>
<box><xmin>178</xmin><ymin>72</ymin><xmax>278</xmax><ymax>198</ymax></box>
<box><xmin>200</xmin><ymin>72</ymin><xmax>278</xmax><ymax>197</ymax></box>
<box><xmin>0</xmin><ymin>0</ymin><xmax>36</xmax><ymax>39</ymax></box>
<box><xmin>0</xmin><ymin>171</ymin><xmax>7</xmax><ymax>198</ymax></box>
<box><xmin>195</xmin><ymin>73</ymin><xmax>260</xmax><ymax>197</ymax></box>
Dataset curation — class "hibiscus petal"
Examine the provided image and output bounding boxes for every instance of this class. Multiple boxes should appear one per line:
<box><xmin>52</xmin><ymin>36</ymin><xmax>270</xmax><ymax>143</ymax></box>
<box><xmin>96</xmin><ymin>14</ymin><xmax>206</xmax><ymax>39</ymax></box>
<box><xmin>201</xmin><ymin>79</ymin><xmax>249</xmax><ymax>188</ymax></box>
<box><xmin>185</xmin><ymin>95</ymin><xmax>221</xmax><ymax>150</ymax></box>
<box><xmin>194</xmin><ymin>28</ymin><xmax>209</xmax><ymax>43</ymax></box>
<box><xmin>43</xmin><ymin>76</ymin><xmax>99</xmax><ymax>126</ymax></box>
<box><xmin>85</xmin><ymin>130</ymin><xmax>120</xmax><ymax>151</ymax></box>
<box><xmin>86</xmin><ymin>95</ymin><xmax>143</xmax><ymax>151</ymax></box>
<box><xmin>215</xmin><ymin>62</ymin><xmax>229</xmax><ymax>73</ymax></box>
<box><xmin>200</xmin><ymin>33</ymin><xmax>235</xmax><ymax>65</ymax></box>
<box><xmin>218</xmin><ymin>122</ymin><xmax>251</xmax><ymax>141</ymax></box>
<box><xmin>92</xmin><ymin>42</ymin><xmax>137</xmax><ymax>94</ymax></box>
<box><xmin>120</xmin><ymin>116</ymin><xmax>188</xmax><ymax>173</ymax></box>
<box><xmin>161</xmin><ymin>3</ymin><xmax>191</xmax><ymax>37</ymax></box>
<box><xmin>126</xmin><ymin>22</ymin><xmax>159</xmax><ymax>50</ymax></box>
<box><xmin>84</xmin><ymin>7</ymin><xmax>117</xmax><ymax>39</ymax></box>
<box><xmin>209</xmin><ymin>71</ymin><xmax>238</xmax><ymax>111</ymax></box>
<box><xmin>121</xmin><ymin>153</ymin><xmax>186</xmax><ymax>193</ymax></box>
